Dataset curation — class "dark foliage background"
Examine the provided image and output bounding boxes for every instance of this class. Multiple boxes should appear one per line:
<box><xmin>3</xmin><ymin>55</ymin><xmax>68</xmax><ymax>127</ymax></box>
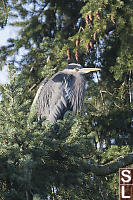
<box><xmin>0</xmin><ymin>0</ymin><xmax>133</xmax><ymax>199</ymax></box>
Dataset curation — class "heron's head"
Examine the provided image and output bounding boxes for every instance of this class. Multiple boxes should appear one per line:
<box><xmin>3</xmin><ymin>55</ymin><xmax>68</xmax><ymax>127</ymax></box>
<box><xmin>67</xmin><ymin>63</ymin><xmax>101</xmax><ymax>74</ymax></box>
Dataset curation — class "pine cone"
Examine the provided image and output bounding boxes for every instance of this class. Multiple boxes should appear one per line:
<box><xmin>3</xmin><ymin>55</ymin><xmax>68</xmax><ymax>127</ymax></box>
<box><xmin>85</xmin><ymin>14</ymin><xmax>89</xmax><ymax>25</ymax></box>
<box><xmin>111</xmin><ymin>16</ymin><xmax>116</xmax><ymax>24</ymax></box>
<box><xmin>88</xmin><ymin>13</ymin><xmax>93</xmax><ymax>24</ymax></box>
<box><xmin>96</xmin><ymin>10</ymin><xmax>101</xmax><ymax>20</ymax></box>
<box><xmin>75</xmin><ymin>50</ymin><xmax>79</xmax><ymax>61</ymax></box>
<box><xmin>89</xmin><ymin>40</ymin><xmax>93</xmax><ymax>49</ymax></box>
<box><xmin>76</xmin><ymin>38</ymin><xmax>80</xmax><ymax>47</ymax></box>
<box><xmin>86</xmin><ymin>42</ymin><xmax>90</xmax><ymax>53</ymax></box>
<box><xmin>67</xmin><ymin>48</ymin><xmax>71</xmax><ymax>60</ymax></box>
<box><xmin>93</xmin><ymin>31</ymin><xmax>97</xmax><ymax>41</ymax></box>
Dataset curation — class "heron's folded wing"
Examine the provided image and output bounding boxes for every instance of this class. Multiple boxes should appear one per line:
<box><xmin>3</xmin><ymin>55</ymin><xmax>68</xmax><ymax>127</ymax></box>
<box><xmin>37</xmin><ymin>72</ymin><xmax>73</xmax><ymax>123</ymax></box>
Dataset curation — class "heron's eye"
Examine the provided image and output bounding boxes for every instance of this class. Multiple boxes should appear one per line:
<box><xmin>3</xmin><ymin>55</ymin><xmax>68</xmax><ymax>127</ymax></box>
<box><xmin>74</xmin><ymin>68</ymin><xmax>79</xmax><ymax>71</ymax></box>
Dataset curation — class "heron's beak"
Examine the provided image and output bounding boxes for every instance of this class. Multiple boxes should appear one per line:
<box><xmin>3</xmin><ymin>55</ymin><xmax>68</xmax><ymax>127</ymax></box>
<box><xmin>79</xmin><ymin>68</ymin><xmax>101</xmax><ymax>74</ymax></box>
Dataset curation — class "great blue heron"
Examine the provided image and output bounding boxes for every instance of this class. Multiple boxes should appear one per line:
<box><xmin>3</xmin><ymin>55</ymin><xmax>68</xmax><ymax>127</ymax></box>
<box><xmin>32</xmin><ymin>63</ymin><xmax>101</xmax><ymax>123</ymax></box>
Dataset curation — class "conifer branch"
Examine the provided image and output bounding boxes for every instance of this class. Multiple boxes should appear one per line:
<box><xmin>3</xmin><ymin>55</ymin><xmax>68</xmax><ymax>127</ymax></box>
<box><xmin>61</xmin><ymin>13</ymin><xmax>82</xmax><ymax>32</ymax></box>
<box><xmin>83</xmin><ymin>153</ymin><xmax>133</xmax><ymax>176</ymax></box>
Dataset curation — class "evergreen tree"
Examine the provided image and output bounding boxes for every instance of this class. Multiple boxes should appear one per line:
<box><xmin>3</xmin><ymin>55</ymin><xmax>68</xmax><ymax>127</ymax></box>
<box><xmin>0</xmin><ymin>0</ymin><xmax>133</xmax><ymax>199</ymax></box>
<box><xmin>0</xmin><ymin>0</ymin><xmax>8</xmax><ymax>28</ymax></box>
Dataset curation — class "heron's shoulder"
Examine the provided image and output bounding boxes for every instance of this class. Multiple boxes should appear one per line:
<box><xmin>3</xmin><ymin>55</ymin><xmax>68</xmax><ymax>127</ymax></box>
<box><xmin>51</xmin><ymin>70</ymin><xmax>74</xmax><ymax>83</ymax></box>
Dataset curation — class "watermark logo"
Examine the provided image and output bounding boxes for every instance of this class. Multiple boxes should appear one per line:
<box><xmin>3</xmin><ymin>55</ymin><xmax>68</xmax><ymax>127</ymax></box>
<box><xmin>119</xmin><ymin>168</ymin><xmax>133</xmax><ymax>200</ymax></box>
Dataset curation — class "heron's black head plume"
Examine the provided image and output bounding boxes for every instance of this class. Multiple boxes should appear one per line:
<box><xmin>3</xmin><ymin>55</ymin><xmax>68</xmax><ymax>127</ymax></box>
<box><xmin>66</xmin><ymin>63</ymin><xmax>82</xmax><ymax>70</ymax></box>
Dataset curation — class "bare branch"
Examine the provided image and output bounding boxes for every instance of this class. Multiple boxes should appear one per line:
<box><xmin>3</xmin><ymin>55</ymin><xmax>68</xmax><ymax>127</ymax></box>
<box><xmin>28</xmin><ymin>78</ymin><xmax>43</xmax><ymax>92</ymax></box>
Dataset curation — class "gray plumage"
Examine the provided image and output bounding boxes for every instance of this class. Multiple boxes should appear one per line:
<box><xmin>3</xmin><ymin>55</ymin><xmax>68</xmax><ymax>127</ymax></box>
<box><xmin>31</xmin><ymin>63</ymin><xmax>101</xmax><ymax>123</ymax></box>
